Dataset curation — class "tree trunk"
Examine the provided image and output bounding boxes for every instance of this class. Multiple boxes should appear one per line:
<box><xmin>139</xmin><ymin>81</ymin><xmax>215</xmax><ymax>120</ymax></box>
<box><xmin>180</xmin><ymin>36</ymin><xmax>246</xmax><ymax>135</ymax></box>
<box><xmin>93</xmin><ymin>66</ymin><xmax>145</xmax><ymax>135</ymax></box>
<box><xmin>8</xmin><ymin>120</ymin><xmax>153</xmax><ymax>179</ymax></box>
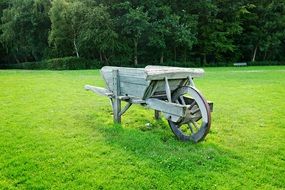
<box><xmin>174</xmin><ymin>46</ymin><xmax>177</xmax><ymax>62</ymax></box>
<box><xmin>31</xmin><ymin>51</ymin><xmax>38</xmax><ymax>62</ymax></box>
<box><xmin>263</xmin><ymin>50</ymin><xmax>268</xmax><ymax>61</ymax></box>
<box><xmin>73</xmin><ymin>38</ymin><xmax>79</xmax><ymax>58</ymax></box>
<box><xmin>13</xmin><ymin>54</ymin><xmax>20</xmax><ymax>64</ymax></box>
<box><xmin>252</xmin><ymin>45</ymin><xmax>258</xmax><ymax>62</ymax></box>
<box><xmin>103</xmin><ymin>53</ymin><xmax>109</xmax><ymax>66</ymax></box>
<box><xmin>99</xmin><ymin>51</ymin><xmax>103</xmax><ymax>62</ymax></box>
<box><xmin>160</xmin><ymin>51</ymin><xmax>164</xmax><ymax>64</ymax></box>
<box><xmin>202</xmin><ymin>54</ymin><xmax>207</xmax><ymax>66</ymax></box>
<box><xmin>134</xmin><ymin>39</ymin><xmax>138</xmax><ymax>66</ymax></box>
<box><xmin>184</xmin><ymin>47</ymin><xmax>187</xmax><ymax>63</ymax></box>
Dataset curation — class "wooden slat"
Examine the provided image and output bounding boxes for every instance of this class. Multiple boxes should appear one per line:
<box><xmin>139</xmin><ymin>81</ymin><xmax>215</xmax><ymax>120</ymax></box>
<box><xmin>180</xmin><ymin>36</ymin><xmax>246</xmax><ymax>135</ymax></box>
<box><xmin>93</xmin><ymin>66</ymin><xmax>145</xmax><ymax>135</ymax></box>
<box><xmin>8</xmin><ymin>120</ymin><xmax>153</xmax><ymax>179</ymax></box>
<box><xmin>146</xmin><ymin>98</ymin><xmax>187</xmax><ymax>117</ymax></box>
<box><xmin>108</xmin><ymin>82</ymin><xmax>147</xmax><ymax>97</ymax></box>
<box><xmin>145</xmin><ymin>65</ymin><xmax>204</xmax><ymax>80</ymax></box>
<box><xmin>154</xmin><ymin>79</ymin><xmax>182</xmax><ymax>92</ymax></box>
<box><xmin>103</xmin><ymin>73</ymin><xmax>148</xmax><ymax>85</ymax></box>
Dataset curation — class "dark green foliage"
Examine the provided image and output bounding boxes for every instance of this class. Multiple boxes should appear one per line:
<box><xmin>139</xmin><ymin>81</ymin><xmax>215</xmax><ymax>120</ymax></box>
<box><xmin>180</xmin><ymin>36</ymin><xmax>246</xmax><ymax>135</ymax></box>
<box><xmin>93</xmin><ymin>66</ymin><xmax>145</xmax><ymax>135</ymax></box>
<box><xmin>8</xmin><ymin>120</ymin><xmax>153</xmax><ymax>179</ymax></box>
<box><xmin>44</xmin><ymin>57</ymin><xmax>102</xmax><ymax>70</ymax></box>
<box><xmin>0</xmin><ymin>0</ymin><xmax>285</xmax><ymax>68</ymax></box>
<box><xmin>0</xmin><ymin>0</ymin><xmax>51</xmax><ymax>63</ymax></box>
<box><xmin>2</xmin><ymin>57</ymin><xmax>102</xmax><ymax>70</ymax></box>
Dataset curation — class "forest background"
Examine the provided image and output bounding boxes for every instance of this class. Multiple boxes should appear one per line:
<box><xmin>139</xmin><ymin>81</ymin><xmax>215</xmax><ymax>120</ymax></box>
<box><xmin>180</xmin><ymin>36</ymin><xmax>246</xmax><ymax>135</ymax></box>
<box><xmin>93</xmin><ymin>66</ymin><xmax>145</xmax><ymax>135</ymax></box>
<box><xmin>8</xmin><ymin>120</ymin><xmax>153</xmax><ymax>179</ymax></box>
<box><xmin>0</xmin><ymin>0</ymin><xmax>285</xmax><ymax>69</ymax></box>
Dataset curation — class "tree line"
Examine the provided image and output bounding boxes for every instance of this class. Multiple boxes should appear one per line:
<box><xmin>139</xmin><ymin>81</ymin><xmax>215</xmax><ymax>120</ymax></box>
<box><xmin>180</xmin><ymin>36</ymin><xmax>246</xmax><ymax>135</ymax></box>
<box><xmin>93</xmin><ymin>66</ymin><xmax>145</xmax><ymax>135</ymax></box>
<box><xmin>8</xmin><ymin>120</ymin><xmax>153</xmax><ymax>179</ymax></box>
<box><xmin>1</xmin><ymin>0</ymin><xmax>285</xmax><ymax>66</ymax></box>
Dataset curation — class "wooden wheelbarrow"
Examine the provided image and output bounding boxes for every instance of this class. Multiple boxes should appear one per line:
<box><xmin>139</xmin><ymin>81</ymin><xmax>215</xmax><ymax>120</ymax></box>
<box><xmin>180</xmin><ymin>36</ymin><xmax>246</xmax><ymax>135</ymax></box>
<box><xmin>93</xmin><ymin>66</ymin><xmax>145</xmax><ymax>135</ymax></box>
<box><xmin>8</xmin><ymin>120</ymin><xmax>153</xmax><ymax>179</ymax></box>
<box><xmin>85</xmin><ymin>66</ymin><xmax>213</xmax><ymax>142</ymax></box>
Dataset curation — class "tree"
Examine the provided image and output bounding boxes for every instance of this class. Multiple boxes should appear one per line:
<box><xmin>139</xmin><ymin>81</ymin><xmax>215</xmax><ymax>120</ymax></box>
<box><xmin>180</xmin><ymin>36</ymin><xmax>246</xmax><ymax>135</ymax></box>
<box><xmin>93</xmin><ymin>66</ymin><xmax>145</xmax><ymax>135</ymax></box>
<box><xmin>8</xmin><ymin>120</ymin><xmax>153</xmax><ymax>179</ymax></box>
<box><xmin>49</xmin><ymin>0</ymin><xmax>87</xmax><ymax>58</ymax></box>
<box><xmin>186</xmin><ymin>0</ymin><xmax>242</xmax><ymax>64</ymax></box>
<box><xmin>80</xmin><ymin>4</ymin><xmax>118</xmax><ymax>64</ymax></box>
<box><xmin>147</xmin><ymin>6</ymin><xmax>172</xmax><ymax>64</ymax></box>
<box><xmin>240</xmin><ymin>0</ymin><xmax>285</xmax><ymax>62</ymax></box>
<box><xmin>1</xmin><ymin>0</ymin><xmax>51</xmax><ymax>63</ymax></box>
<box><xmin>121</xmin><ymin>6</ymin><xmax>149</xmax><ymax>65</ymax></box>
<box><xmin>50</xmin><ymin>0</ymin><xmax>118</xmax><ymax>63</ymax></box>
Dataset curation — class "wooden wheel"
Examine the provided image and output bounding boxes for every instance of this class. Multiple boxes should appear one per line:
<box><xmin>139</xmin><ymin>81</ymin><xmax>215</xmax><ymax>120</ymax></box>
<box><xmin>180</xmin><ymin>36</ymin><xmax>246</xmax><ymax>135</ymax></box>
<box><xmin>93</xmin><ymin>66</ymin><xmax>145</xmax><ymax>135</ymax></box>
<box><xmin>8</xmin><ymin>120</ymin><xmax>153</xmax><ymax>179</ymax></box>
<box><xmin>168</xmin><ymin>86</ymin><xmax>211</xmax><ymax>142</ymax></box>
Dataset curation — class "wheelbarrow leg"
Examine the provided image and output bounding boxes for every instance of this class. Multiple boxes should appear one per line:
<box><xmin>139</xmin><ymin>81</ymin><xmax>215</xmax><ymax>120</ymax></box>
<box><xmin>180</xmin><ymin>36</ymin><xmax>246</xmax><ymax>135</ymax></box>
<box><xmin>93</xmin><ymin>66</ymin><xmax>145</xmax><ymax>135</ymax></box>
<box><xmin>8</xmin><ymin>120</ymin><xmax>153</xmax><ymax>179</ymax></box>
<box><xmin>154</xmin><ymin>110</ymin><xmax>160</xmax><ymax>120</ymax></box>
<box><xmin>112</xmin><ymin>69</ymin><xmax>121</xmax><ymax>123</ymax></box>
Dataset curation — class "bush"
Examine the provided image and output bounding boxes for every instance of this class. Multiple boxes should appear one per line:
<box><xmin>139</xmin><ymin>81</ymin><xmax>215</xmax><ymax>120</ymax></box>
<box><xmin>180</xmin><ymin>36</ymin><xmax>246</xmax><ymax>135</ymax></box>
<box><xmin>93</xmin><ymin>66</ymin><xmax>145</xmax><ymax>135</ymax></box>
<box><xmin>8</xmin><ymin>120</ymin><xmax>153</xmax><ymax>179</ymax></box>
<box><xmin>0</xmin><ymin>62</ymin><xmax>42</xmax><ymax>69</ymax></box>
<box><xmin>44</xmin><ymin>57</ymin><xmax>102</xmax><ymax>70</ymax></box>
<box><xmin>247</xmin><ymin>61</ymin><xmax>285</xmax><ymax>66</ymax></box>
<box><xmin>1</xmin><ymin>58</ymin><xmax>284</xmax><ymax>70</ymax></box>
<box><xmin>1</xmin><ymin>57</ymin><xmax>102</xmax><ymax>70</ymax></box>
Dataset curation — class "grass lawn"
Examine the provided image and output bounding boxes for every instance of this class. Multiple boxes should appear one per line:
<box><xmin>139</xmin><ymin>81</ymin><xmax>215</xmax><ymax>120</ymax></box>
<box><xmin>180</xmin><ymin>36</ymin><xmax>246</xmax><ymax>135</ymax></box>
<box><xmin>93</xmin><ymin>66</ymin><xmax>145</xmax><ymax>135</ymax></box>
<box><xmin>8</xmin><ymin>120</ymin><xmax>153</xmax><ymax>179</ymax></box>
<box><xmin>0</xmin><ymin>66</ymin><xmax>284</xmax><ymax>189</ymax></box>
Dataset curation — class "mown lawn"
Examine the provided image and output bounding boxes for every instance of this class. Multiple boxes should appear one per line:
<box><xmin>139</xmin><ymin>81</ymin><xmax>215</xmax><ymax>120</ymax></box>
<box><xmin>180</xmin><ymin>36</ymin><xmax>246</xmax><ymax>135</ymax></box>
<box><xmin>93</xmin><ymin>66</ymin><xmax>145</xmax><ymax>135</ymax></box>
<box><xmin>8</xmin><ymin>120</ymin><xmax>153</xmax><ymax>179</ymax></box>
<box><xmin>0</xmin><ymin>66</ymin><xmax>284</xmax><ymax>189</ymax></box>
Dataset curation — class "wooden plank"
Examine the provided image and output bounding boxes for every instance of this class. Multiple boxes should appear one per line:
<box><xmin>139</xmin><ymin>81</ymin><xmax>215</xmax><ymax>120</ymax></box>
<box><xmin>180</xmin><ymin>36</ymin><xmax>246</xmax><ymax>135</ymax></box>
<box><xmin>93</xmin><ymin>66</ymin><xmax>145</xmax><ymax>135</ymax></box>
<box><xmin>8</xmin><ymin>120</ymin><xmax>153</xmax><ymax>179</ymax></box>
<box><xmin>112</xmin><ymin>69</ymin><xmax>121</xmax><ymax>123</ymax></box>
<box><xmin>103</xmin><ymin>73</ymin><xmax>149</xmax><ymax>86</ymax></box>
<box><xmin>120</xmin><ymin>82</ymin><xmax>147</xmax><ymax>97</ymax></box>
<box><xmin>154</xmin><ymin>110</ymin><xmax>160</xmax><ymax>119</ymax></box>
<box><xmin>101</xmin><ymin>66</ymin><xmax>146</xmax><ymax>81</ymax></box>
<box><xmin>106</xmin><ymin>81</ymin><xmax>147</xmax><ymax>98</ymax></box>
<box><xmin>152</xmin><ymin>79</ymin><xmax>182</xmax><ymax>93</ymax></box>
<box><xmin>145</xmin><ymin>65</ymin><xmax>204</xmax><ymax>80</ymax></box>
<box><xmin>165</xmin><ymin>77</ymin><xmax>171</xmax><ymax>102</ymax></box>
<box><xmin>146</xmin><ymin>98</ymin><xmax>187</xmax><ymax>117</ymax></box>
<box><xmin>84</xmin><ymin>85</ymin><xmax>113</xmax><ymax>97</ymax></box>
<box><xmin>119</xmin><ymin>102</ymin><xmax>132</xmax><ymax>116</ymax></box>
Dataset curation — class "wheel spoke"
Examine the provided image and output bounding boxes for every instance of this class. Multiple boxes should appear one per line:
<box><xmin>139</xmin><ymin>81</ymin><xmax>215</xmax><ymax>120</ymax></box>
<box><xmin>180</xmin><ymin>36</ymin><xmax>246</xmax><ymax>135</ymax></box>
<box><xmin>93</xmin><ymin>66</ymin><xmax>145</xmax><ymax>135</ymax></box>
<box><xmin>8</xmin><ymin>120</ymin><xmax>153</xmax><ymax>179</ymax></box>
<box><xmin>190</xmin><ymin>120</ymin><xmax>199</xmax><ymax>129</ymax></box>
<box><xmin>187</xmin><ymin>123</ymin><xmax>194</xmax><ymax>133</ymax></box>
<box><xmin>189</xmin><ymin>100</ymin><xmax>196</xmax><ymax>109</ymax></box>
<box><xmin>191</xmin><ymin>107</ymin><xmax>200</xmax><ymax>114</ymax></box>
<box><xmin>179</xmin><ymin>96</ymin><xmax>186</xmax><ymax>105</ymax></box>
<box><xmin>191</xmin><ymin>114</ymin><xmax>202</xmax><ymax>121</ymax></box>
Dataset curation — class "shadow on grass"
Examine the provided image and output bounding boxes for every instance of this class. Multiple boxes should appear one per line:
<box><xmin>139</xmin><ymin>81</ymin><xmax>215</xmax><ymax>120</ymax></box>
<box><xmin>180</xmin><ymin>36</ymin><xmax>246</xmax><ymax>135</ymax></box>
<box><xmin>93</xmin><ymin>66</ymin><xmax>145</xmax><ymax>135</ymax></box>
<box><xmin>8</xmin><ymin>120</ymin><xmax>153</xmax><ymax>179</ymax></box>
<box><xmin>83</xmin><ymin>111</ymin><xmax>242</xmax><ymax>176</ymax></box>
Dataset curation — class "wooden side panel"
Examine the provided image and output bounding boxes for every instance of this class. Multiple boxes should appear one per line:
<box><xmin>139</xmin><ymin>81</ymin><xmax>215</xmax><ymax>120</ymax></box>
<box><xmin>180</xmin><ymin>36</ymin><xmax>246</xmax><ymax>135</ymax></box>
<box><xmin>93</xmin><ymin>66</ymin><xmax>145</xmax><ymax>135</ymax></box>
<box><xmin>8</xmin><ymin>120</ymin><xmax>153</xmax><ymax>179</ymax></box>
<box><xmin>101</xmin><ymin>66</ymin><xmax>149</xmax><ymax>98</ymax></box>
<box><xmin>154</xmin><ymin>79</ymin><xmax>183</xmax><ymax>92</ymax></box>
<box><xmin>100</xmin><ymin>66</ymin><xmax>204</xmax><ymax>99</ymax></box>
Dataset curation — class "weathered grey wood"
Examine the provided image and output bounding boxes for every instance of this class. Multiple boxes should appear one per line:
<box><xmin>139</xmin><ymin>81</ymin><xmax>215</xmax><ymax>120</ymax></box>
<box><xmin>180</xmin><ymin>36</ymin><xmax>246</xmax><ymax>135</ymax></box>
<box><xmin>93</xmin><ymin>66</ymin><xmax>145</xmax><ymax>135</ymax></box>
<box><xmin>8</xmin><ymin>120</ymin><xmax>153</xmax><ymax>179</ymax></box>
<box><xmin>100</xmin><ymin>66</ymin><xmax>204</xmax><ymax>99</ymax></box>
<box><xmin>84</xmin><ymin>85</ymin><xmax>113</xmax><ymax>97</ymax></box>
<box><xmin>146</xmin><ymin>98</ymin><xmax>188</xmax><ymax>122</ymax></box>
<box><xmin>118</xmin><ymin>96</ymin><xmax>130</xmax><ymax>100</ymax></box>
<box><xmin>119</xmin><ymin>102</ymin><xmax>132</xmax><ymax>116</ymax></box>
<box><xmin>150</xmin><ymin>79</ymin><xmax>183</xmax><ymax>94</ymax></box>
<box><xmin>85</xmin><ymin>65</ymin><xmax>213</xmax><ymax>142</ymax></box>
<box><xmin>130</xmin><ymin>98</ymin><xmax>146</xmax><ymax>104</ymax></box>
<box><xmin>182</xmin><ymin>96</ymin><xmax>213</xmax><ymax>112</ymax></box>
<box><xmin>120</xmin><ymin>82</ymin><xmax>147</xmax><ymax>97</ymax></box>
<box><xmin>101</xmin><ymin>66</ymin><xmax>147</xmax><ymax>90</ymax></box>
<box><xmin>103</xmin><ymin>73</ymin><xmax>148</xmax><ymax>86</ymax></box>
<box><xmin>101</xmin><ymin>66</ymin><xmax>149</xmax><ymax>98</ymax></box>
<box><xmin>143</xmin><ymin>81</ymin><xmax>158</xmax><ymax>99</ymax></box>
<box><xmin>165</xmin><ymin>77</ymin><xmax>172</xmax><ymax>102</ymax></box>
<box><xmin>208</xmin><ymin>101</ymin><xmax>214</xmax><ymax>112</ymax></box>
<box><xmin>188</xmin><ymin>76</ymin><xmax>195</xmax><ymax>87</ymax></box>
<box><xmin>154</xmin><ymin>110</ymin><xmax>160</xmax><ymax>119</ymax></box>
<box><xmin>145</xmin><ymin>66</ymin><xmax>204</xmax><ymax>80</ymax></box>
<box><xmin>112</xmin><ymin>69</ymin><xmax>121</xmax><ymax>123</ymax></box>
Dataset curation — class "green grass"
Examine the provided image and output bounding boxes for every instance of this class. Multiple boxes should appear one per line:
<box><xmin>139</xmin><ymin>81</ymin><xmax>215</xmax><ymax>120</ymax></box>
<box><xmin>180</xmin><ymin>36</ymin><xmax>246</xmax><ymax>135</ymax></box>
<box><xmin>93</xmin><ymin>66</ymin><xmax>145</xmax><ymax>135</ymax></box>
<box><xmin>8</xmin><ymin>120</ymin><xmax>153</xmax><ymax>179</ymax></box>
<box><xmin>0</xmin><ymin>66</ymin><xmax>284</xmax><ymax>189</ymax></box>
